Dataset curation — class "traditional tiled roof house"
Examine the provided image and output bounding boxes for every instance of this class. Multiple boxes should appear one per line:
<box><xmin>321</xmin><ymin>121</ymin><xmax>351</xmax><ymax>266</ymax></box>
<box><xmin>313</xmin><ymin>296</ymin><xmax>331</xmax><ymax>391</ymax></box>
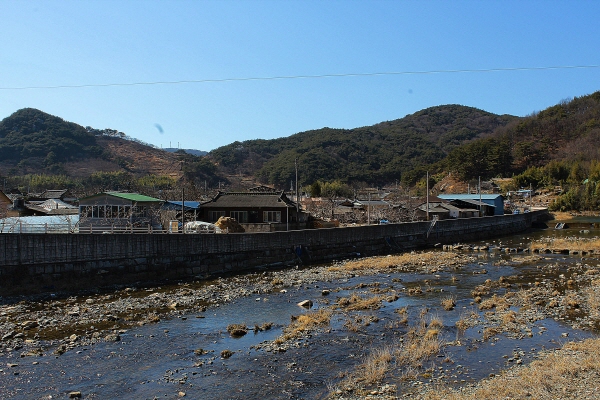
<box><xmin>200</xmin><ymin>191</ymin><xmax>307</xmax><ymax>232</ymax></box>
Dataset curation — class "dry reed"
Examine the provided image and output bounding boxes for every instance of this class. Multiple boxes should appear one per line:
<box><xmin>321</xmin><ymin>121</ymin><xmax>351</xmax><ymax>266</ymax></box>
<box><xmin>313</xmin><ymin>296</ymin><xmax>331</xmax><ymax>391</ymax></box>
<box><xmin>530</xmin><ymin>237</ymin><xmax>600</xmax><ymax>252</ymax></box>
<box><xmin>441</xmin><ymin>295</ymin><xmax>456</xmax><ymax>311</ymax></box>
<box><xmin>274</xmin><ymin>308</ymin><xmax>332</xmax><ymax>344</ymax></box>
<box><xmin>419</xmin><ymin>338</ymin><xmax>600</xmax><ymax>399</ymax></box>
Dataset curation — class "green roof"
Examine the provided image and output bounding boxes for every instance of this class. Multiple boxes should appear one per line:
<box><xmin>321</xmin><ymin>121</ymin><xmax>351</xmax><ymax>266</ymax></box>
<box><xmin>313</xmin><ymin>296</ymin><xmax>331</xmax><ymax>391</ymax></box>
<box><xmin>106</xmin><ymin>192</ymin><xmax>163</xmax><ymax>202</ymax></box>
<box><xmin>78</xmin><ymin>192</ymin><xmax>163</xmax><ymax>203</ymax></box>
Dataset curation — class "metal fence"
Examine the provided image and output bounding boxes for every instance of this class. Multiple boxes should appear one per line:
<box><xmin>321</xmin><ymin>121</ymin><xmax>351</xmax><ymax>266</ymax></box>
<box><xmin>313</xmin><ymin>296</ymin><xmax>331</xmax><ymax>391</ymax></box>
<box><xmin>0</xmin><ymin>224</ymin><xmax>221</xmax><ymax>234</ymax></box>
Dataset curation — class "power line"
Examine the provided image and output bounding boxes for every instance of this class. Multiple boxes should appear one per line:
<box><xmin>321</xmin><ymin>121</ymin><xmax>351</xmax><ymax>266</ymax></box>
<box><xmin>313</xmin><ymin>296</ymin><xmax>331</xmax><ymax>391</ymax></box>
<box><xmin>1</xmin><ymin>64</ymin><xmax>599</xmax><ymax>91</ymax></box>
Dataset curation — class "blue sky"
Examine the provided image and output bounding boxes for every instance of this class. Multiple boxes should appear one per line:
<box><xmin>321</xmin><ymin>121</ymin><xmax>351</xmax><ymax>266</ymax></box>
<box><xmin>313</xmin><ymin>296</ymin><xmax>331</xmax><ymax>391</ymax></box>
<box><xmin>1</xmin><ymin>0</ymin><xmax>599</xmax><ymax>152</ymax></box>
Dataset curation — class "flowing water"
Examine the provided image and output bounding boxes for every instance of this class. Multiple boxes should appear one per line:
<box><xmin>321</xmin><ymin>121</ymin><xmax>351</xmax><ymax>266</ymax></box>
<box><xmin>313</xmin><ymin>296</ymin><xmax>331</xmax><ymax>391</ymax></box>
<box><xmin>0</xmin><ymin>227</ymin><xmax>598</xmax><ymax>399</ymax></box>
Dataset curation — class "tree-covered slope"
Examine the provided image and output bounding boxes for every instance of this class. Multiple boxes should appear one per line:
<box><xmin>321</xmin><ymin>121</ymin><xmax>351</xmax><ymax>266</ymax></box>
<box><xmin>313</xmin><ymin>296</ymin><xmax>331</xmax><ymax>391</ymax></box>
<box><xmin>209</xmin><ymin>105</ymin><xmax>517</xmax><ymax>187</ymax></box>
<box><xmin>0</xmin><ymin>108</ymin><xmax>221</xmax><ymax>188</ymax></box>
<box><xmin>0</xmin><ymin>108</ymin><xmax>103</xmax><ymax>167</ymax></box>
<box><xmin>444</xmin><ymin>90</ymin><xmax>600</xmax><ymax>180</ymax></box>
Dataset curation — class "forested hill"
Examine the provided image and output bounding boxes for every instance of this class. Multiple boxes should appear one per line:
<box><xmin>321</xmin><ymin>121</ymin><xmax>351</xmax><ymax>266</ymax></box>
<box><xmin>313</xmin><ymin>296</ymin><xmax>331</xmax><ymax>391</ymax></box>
<box><xmin>0</xmin><ymin>108</ymin><xmax>220</xmax><ymax>188</ymax></box>
<box><xmin>444</xmin><ymin>90</ymin><xmax>600</xmax><ymax>181</ymax></box>
<box><xmin>7</xmin><ymin>91</ymin><xmax>600</xmax><ymax>194</ymax></box>
<box><xmin>209</xmin><ymin>105</ymin><xmax>518</xmax><ymax>186</ymax></box>
<box><xmin>0</xmin><ymin>108</ymin><xmax>103</xmax><ymax>166</ymax></box>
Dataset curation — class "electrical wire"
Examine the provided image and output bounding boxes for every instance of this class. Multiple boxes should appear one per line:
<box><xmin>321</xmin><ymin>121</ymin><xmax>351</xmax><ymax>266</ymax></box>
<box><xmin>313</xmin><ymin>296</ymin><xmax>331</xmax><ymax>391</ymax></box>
<box><xmin>1</xmin><ymin>64</ymin><xmax>599</xmax><ymax>91</ymax></box>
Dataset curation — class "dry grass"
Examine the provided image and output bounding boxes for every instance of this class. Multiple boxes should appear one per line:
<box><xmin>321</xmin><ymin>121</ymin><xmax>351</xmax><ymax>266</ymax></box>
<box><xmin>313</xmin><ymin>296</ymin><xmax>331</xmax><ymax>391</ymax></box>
<box><xmin>395</xmin><ymin>306</ymin><xmax>409</xmax><ymax>324</ymax></box>
<box><xmin>327</xmin><ymin>251</ymin><xmax>463</xmax><ymax>273</ymax></box>
<box><xmin>478</xmin><ymin>294</ymin><xmax>509</xmax><ymax>311</ymax></box>
<box><xmin>270</xmin><ymin>278</ymin><xmax>283</xmax><ymax>286</ymax></box>
<box><xmin>441</xmin><ymin>295</ymin><xmax>456</xmax><ymax>311</ymax></box>
<box><xmin>398</xmin><ymin>312</ymin><xmax>444</xmax><ymax>368</ymax></box>
<box><xmin>358</xmin><ymin>346</ymin><xmax>394</xmax><ymax>385</ymax></box>
<box><xmin>455</xmin><ymin>319</ymin><xmax>468</xmax><ymax>331</ymax></box>
<box><xmin>428</xmin><ymin>315</ymin><xmax>443</xmax><ymax>330</ymax></box>
<box><xmin>344</xmin><ymin>318</ymin><xmax>363</xmax><ymax>332</ymax></box>
<box><xmin>501</xmin><ymin>310</ymin><xmax>517</xmax><ymax>324</ymax></box>
<box><xmin>336</xmin><ymin>293</ymin><xmax>385</xmax><ymax>310</ymax></box>
<box><xmin>274</xmin><ymin>308</ymin><xmax>332</xmax><ymax>344</ymax></box>
<box><xmin>419</xmin><ymin>338</ymin><xmax>600</xmax><ymax>400</ymax></box>
<box><xmin>226</xmin><ymin>323</ymin><xmax>248</xmax><ymax>337</ymax></box>
<box><xmin>455</xmin><ymin>310</ymin><xmax>479</xmax><ymax>331</ymax></box>
<box><xmin>564</xmin><ymin>292</ymin><xmax>581</xmax><ymax>309</ymax></box>
<box><xmin>253</xmin><ymin>322</ymin><xmax>273</xmax><ymax>332</ymax></box>
<box><xmin>471</xmin><ymin>284</ymin><xmax>490</xmax><ymax>298</ymax></box>
<box><xmin>332</xmin><ymin>311</ymin><xmax>444</xmax><ymax>396</ymax></box>
<box><xmin>530</xmin><ymin>237</ymin><xmax>600</xmax><ymax>252</ymax></box>
<box><xmin>482</xmin><ymin>327</ymin><xmax>500</xmax><ymax>341</ymax></box>
<box><xmin>585</xmin><ymin>286</ymin><xmax>600</xmax><ymax>320</ymax></box>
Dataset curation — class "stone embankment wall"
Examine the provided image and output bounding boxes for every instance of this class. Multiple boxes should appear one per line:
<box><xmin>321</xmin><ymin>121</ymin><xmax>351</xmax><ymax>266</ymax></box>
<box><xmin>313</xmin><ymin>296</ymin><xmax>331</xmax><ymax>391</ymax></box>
<box><xmin>0</xmin><ymin>211</ymin><xmax>544</xmax><ymax>295</ymax></box>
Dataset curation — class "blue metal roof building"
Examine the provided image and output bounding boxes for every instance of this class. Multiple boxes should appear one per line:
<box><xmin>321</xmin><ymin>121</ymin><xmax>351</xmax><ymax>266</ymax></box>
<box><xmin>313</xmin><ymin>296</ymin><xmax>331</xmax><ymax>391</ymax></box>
<box><xmin>438</xmin><ymin>194</ymin><xmax>505</xmax><ymax>216</ymax></box>
<box><xmin>161</xmin><ymin>201</ymin><xmax>200</xmax><ymax>211</ymax></box>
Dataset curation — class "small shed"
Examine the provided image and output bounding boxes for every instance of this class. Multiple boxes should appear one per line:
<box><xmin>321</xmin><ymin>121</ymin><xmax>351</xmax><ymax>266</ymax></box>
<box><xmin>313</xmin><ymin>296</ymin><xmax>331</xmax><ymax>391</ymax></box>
<box><xmin>416</xmin><ymin>202</ymin><xmax>451</xmax><ymax>220</ymax></box>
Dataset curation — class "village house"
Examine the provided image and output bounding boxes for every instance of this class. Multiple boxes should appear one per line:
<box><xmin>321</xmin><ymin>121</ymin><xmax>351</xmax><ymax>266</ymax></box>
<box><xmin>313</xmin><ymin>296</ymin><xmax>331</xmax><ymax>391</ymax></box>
<box><xmin>24</xmin><ymin>199</ymin><xmax>79</xmax><ymax>216</ymax></box>
<box><xmin>4</xmin><ymin>189</ymin><xmax>78</xmax><ymax>217</ymax></box>
<box><xmin>416</xmin><ymin>202</ymin><xmax>451</xmax><ymax>220</ymax></box>
<box><xmin>437</xmin><ymin>194</ymin><xmax>504</xmax><ymax>216</ymax></box>
<box><xmin>416</xmin><ymin>201</ymin><xmax>481</xmax><ymax>220</ymax></box>
<box><xmin>200</xmin><ymin>191</ymin><xmax>307</xmax><ymax>232</ymax></box>
<box><xmin>78</xmin><ymin>192</ymin><xmax>163</xmax><ymax>232</ymax></box>
<box><xmin>28</xmin><ymin>189</ymin><xmax>76</xmax><ymax>204</ymax></box>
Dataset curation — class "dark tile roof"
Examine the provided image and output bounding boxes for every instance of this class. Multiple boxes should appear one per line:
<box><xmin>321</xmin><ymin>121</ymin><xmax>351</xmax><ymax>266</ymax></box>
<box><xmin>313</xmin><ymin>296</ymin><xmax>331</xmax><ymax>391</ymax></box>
<box><xmin>40</xmin><ymin>189</ymin><xmax>69</xmax><ymax>199</ymax></box>
<box><xmin>201</xmin><ymin>192</ymin><xmax>296</xmax><ymax>209</ymax></box>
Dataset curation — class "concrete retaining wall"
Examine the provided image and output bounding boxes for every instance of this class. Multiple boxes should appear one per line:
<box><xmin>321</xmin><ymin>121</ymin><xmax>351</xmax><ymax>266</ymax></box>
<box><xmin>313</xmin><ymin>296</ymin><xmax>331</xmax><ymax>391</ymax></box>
<box><xmin>0</xmin><ymin>212</ymin><xmax>541</xmax><ymax>295</ymax></box>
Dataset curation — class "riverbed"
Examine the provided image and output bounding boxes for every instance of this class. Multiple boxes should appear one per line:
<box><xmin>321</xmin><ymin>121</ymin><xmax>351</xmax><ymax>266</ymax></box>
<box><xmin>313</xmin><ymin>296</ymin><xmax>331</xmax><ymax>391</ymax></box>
<box><xmin>0</xmin><ymin>227</ymin><xmax>598</xmax><ymax>399</ymax></box>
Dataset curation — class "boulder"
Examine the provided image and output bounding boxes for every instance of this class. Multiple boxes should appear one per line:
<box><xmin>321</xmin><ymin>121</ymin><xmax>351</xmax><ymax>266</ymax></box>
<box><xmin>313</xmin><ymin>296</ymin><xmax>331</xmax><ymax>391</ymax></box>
<box><xmin>297</xmin><ymin>300</ymin><xmax>313</xmax><ymax>308</ymax></box>
<box><xmin>21</xmin><ymin>321</ymin><xmax>38</xmax><ymax>330</ymax></box>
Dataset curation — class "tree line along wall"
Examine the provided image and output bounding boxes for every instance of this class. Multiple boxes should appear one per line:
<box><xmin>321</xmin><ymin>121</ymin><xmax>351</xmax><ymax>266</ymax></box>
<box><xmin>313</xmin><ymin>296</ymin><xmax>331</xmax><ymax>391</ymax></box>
<box><xmin>0</xmin><ymin>212</ymin><xmax>541</xmax><ymax>295</ymax></box>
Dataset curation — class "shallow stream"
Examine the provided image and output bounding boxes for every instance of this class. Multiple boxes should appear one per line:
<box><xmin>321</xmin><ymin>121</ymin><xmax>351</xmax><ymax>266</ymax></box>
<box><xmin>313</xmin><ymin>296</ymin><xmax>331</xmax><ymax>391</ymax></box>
<box><xmin>0</xmin><ymin>227</ymin><xmax>598</xmax><ymax>399</ymax></box>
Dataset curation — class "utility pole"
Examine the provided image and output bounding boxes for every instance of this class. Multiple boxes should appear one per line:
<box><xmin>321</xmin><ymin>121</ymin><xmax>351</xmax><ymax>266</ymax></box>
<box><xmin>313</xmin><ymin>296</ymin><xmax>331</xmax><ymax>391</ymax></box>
<box><xmin>295</xmin><ymin>158</ymin><xmax>299</xmax><ymax>214</ymax></box>
<box><xmin>530</xmin><ymin>182</ymin><xmax>533</xmax><ymax>210</ymax></box>
<box><xmin>426</xmin><ymin>171</ymin><xmax>429</xmax><ymax>222</ymax></box>
<box><xmin>181</xmin><ymin>187</ymin><xmax>185</xmax><ymax>234</ymax></box>
<box><xmin>479</xmin><ymin>176</ymin><xmax>482</xmax><ymax>217</ymax></box>
<box><xmin>368</xmin><ymin>191</ymin><xmax>371</xmax><ymax>225</ymax></box>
